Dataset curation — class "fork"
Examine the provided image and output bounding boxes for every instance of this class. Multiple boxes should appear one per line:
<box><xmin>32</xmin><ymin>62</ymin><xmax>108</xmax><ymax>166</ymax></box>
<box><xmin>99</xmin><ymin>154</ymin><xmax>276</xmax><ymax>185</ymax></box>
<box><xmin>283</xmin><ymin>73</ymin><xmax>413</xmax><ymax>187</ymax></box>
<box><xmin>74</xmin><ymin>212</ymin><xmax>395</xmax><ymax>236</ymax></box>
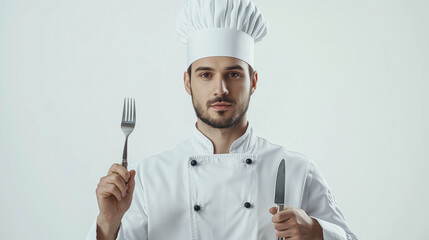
<box><xmin>121</xmin><ymin>98</ymin><xmax>136</xmax><ymax>169</ymax></box>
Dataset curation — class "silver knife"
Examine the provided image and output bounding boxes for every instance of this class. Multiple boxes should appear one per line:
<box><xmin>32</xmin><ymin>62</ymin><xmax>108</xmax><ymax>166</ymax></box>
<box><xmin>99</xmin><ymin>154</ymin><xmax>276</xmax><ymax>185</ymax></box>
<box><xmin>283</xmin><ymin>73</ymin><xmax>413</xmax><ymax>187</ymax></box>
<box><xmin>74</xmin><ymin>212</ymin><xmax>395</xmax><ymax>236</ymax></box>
<box><xmin>274</xmin><ymin>159</ymin><xmax>285</xmax><ymax>240</ymax></box>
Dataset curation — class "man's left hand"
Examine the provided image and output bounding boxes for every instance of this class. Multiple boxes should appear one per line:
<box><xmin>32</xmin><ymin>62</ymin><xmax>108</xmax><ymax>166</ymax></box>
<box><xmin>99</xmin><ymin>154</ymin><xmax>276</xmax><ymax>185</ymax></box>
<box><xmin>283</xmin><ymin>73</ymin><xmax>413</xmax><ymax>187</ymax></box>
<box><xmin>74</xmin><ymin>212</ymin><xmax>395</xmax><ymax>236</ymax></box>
<box><xmin>269</xmin><ymin>206</ymin><xmax>323</xmax><ymax>240</ymax></box>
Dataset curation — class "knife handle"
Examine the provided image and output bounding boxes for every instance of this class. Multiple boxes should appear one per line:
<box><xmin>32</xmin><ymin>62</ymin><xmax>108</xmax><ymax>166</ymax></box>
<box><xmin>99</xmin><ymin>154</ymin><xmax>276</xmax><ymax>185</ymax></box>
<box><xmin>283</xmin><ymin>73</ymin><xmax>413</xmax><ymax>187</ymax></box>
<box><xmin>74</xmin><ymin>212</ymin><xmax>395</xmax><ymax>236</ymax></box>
<box><xmin>276</xmin><ymin>204</ymin><xmax>284</xmax><ymax>240</ymax></box>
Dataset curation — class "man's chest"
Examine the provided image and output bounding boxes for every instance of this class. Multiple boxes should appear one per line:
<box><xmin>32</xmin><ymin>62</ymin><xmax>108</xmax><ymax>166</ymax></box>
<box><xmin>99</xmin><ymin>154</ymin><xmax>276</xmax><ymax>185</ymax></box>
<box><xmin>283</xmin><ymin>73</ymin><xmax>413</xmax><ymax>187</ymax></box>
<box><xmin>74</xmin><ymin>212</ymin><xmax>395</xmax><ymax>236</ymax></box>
<box><xmin>139</xmin><ymin>150</ymin><xmax>309</xmax><ymax>239</ymax></box>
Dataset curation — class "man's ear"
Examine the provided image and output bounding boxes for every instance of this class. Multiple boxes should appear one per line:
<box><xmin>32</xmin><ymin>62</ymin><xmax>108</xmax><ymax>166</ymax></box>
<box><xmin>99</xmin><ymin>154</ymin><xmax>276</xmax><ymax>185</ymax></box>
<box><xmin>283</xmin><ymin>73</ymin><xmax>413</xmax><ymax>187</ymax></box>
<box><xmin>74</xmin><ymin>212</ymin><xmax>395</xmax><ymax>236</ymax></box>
<box><xmin>250</xmin><ymin>70</ymin><xmax>258</xmax><ymax>95</ymax></box>
<box><xmin>184</xmin><ymin>71</ymin><xmax>192</xmax><ymax>96</ymax></box>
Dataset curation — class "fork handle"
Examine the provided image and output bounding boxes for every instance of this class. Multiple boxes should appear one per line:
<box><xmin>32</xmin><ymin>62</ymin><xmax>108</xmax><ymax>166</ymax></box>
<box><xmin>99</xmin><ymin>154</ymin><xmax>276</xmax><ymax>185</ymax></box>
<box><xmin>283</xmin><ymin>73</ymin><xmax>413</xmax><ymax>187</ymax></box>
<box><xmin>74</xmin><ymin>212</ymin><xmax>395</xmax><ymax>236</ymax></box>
<box><xmin>122</xmin><ymin>136</ymin><xmax>128</xmax><ymax>169</ymax></box>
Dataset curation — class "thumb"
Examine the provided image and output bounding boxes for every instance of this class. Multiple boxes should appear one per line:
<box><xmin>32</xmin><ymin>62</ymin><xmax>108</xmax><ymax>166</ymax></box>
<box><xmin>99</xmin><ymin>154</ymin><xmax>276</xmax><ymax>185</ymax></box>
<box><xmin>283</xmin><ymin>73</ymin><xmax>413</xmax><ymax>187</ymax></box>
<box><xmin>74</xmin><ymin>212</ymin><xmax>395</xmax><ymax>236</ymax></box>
<box><xmin>269</xmin><ymin>206</ymin><xmax>278</xmax><ymax>215</ymax></box>
<box><xmin>126</xmin><ymin>170</ymin><xmax>136</xmax><ymax>194</ymax></box>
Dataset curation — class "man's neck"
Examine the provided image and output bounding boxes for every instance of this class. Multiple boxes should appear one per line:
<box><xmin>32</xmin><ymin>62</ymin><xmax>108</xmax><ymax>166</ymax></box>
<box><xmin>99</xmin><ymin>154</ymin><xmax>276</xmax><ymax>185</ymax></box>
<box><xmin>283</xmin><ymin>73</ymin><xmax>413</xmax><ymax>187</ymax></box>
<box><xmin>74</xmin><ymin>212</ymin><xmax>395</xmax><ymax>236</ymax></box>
<box><xmin>196</xmin><ymin>117</ymin><xmax>249</xmax><ymax>154</ymax></box>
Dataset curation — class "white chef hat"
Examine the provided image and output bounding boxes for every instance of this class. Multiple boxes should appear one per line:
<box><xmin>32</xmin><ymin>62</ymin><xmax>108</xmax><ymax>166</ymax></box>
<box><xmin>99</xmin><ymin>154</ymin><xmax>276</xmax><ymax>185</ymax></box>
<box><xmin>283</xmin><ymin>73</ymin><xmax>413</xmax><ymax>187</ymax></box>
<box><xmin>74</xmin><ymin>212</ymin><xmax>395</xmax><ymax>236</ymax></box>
<box><xmin>176</xmin><ymin>0</ymin><xmax>268</xmax><ymax>68</ymax></box>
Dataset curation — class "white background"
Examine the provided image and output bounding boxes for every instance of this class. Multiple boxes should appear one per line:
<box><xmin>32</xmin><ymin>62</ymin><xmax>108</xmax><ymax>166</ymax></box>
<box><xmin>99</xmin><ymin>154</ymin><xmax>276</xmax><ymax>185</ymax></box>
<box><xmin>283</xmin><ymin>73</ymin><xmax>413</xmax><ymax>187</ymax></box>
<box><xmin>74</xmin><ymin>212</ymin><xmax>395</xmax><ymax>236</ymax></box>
<box><xmin>1</xmin><ymin>0</ymin><xmax>428</xmax><ymax>239</ymax></box>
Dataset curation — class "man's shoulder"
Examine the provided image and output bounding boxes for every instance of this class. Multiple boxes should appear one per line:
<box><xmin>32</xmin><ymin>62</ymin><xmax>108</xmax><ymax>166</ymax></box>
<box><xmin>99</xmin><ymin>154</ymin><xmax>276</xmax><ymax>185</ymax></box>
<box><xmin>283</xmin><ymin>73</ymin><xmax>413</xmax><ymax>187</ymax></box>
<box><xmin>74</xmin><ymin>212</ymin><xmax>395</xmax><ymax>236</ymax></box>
<box><xmin>131</xmin><ymin>137</ymin><xmax>193</xmax><ymax>168</ymax></box>
<box><xmin>255</xmin><ymin>135</ymin><xmax>315</xmax><ymax>167</ymax></box>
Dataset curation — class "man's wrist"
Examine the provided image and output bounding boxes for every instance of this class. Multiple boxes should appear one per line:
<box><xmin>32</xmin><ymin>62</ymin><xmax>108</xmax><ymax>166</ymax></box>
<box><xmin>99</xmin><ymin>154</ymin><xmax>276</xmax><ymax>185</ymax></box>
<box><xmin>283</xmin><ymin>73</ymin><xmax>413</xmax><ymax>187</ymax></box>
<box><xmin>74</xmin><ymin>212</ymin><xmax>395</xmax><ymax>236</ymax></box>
<box><xmin>96</xmin><ymin>214</ymin><xmax>121</xmax><ymax>240</ymax></box>
<box><xmin>311</xmin><ymin>217</ymin><xmax>324</xmax><ymax>240</ymax></box>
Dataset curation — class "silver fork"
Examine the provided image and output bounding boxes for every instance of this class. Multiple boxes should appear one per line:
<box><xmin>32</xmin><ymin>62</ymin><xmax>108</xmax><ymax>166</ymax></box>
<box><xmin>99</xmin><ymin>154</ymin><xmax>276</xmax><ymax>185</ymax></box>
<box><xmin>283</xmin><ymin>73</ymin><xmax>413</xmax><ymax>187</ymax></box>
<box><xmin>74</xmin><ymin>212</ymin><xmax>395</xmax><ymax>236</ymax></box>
<box><xmin>121</xmin><ymin>98</ymin><xmax>136</xmax><ymax>169</ymax></box>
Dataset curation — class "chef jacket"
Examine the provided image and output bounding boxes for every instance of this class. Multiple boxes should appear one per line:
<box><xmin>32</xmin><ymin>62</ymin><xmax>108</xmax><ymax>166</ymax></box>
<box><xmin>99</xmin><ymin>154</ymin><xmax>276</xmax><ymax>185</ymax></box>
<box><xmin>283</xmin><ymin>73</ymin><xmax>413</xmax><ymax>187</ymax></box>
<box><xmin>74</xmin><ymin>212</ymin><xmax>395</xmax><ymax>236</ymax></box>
<box><xmin>86</xmin><ymin>122</ymin><xmax>358</xmax><ymax>240</ymax></box>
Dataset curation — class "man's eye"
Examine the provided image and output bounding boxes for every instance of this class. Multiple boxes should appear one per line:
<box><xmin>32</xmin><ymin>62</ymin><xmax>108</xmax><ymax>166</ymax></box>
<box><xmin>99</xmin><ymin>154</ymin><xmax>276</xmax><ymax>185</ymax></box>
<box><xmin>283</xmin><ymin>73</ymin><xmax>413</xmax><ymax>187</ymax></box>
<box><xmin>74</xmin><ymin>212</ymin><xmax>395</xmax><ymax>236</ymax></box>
<box><xmin>228</xmin><ymin>72</ymin><xmax>241</xmax><ymax>78</ymax></box>
<box><xmin>200</xmin><ymin>73</ymin><xmax>211</xmax><ymax>78</ymax></box>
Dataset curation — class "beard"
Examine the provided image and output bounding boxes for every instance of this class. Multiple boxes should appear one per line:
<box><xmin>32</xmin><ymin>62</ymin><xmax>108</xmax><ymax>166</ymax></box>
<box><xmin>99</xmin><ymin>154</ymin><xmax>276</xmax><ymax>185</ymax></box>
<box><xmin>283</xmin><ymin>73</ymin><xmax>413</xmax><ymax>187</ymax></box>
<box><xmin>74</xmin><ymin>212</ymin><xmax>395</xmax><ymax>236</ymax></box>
<box><xmin>191</xmin><ymin>91</ymin><xmax>251</xmax><ymax>129</ymax></box>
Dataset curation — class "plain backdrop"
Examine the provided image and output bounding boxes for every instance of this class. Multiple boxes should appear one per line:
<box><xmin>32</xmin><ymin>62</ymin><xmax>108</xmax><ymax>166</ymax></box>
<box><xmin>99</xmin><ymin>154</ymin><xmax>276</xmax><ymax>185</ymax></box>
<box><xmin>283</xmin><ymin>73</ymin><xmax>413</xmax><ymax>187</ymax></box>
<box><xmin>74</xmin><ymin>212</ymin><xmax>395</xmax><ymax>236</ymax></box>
<box><xmin>1</xmin><ymin>0</ymin><xmax>428</xmax><ymax>239</ymax></box>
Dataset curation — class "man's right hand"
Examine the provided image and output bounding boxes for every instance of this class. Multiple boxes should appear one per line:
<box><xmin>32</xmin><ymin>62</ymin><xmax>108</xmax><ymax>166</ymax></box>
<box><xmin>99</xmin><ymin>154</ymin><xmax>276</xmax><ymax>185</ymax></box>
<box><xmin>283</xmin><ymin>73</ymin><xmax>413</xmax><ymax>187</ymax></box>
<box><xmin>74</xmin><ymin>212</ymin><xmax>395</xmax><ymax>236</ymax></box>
<box><xmin>95</xmin><ymin>163</ymin><xmax>136</xmax><ymax>240</ymax></box>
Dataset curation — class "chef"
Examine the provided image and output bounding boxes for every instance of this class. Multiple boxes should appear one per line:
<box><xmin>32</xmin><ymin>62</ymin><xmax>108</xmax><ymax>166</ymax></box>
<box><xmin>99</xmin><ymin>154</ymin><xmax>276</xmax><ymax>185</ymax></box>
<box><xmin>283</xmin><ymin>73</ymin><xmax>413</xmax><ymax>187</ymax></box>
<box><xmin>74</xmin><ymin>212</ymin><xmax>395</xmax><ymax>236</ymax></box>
<box><xmin>86</xmin><ymin>0</ymin><xmax>358</xmax><ymax>239</ymax></box>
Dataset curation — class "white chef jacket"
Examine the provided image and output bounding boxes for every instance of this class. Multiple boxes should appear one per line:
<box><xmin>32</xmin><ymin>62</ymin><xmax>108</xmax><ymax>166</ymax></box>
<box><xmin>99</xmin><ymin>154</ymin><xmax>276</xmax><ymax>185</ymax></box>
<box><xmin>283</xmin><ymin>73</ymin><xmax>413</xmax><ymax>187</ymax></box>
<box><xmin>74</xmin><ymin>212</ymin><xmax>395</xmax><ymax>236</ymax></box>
<box><xmin>87</xmin><ymin>122</ymin><xmax>358</xmax><ymax>240</ymax></box>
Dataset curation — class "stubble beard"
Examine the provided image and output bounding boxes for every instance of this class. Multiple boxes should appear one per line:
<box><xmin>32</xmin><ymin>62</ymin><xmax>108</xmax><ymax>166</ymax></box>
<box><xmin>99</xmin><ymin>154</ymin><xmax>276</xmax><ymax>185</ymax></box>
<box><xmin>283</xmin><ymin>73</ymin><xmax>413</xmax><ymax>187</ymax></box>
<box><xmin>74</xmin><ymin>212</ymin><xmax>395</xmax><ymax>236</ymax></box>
<box><xmin>191</xmin><ymin>90</ymin><xmax>251</xmax><ymax>129</ymax></box>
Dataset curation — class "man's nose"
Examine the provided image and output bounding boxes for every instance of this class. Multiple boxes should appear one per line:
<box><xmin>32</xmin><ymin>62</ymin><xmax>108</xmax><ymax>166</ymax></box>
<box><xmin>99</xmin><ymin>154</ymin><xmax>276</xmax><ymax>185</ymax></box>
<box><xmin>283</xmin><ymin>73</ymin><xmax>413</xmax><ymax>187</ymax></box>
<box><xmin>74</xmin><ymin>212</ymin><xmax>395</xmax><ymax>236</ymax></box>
<box><xmin>213</xmin><ymin>76</ymin><xmax>229</xmax><ymax>96</ymax></box>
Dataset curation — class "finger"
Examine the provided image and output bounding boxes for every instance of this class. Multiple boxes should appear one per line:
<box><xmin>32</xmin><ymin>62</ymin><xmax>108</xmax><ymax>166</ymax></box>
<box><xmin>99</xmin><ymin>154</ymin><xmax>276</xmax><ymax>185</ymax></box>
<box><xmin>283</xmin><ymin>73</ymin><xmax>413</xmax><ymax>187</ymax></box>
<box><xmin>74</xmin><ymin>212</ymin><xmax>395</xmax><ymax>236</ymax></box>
<box><xmin>269</xmin><ymin>206</ymin><xmax>277</xmax><ymax>215</ymax></box>
<box><xmin>273</xmin><ymin>222</ymin><xmax>290</xmax><ymax>231</ymax></box>
<box><xmin>276</xmin><ymin>229</ymin><xmax>294</xmax><ymax>238</ymax></box>
<box><xmin>97</xmin><ymin>182</ymin><xmax>123</xmax><ymax>201</ymax></box>
<box><xmin>269</xmin><ymin>205</ymin><xmax>291</xmax><ymax>214</ymax></box>
<box><xmin>104</xmin><ymin>173</ymin><xmax>128</xmax><ymax>197</ymax></box>
<box><xmin>272</xmin><ymin>208</ymin><xmax>294</xmax><ymax>223</ymax></box>
<box><xmin>108</xmin><ymin>163</ymin><xmax>131</xmax><ymax>182</ymax></box>
<box><xmin>126</xmin><ymin>170</ymin><xmax>136</xmax><ymax>195</ymax></box>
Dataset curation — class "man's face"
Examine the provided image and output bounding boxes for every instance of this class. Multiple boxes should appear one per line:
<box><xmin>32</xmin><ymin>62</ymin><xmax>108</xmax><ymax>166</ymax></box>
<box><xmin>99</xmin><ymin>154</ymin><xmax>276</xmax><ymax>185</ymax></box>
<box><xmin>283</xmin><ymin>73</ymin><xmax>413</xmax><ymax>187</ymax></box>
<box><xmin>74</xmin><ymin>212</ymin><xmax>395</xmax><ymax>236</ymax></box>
<box><xmin>184</xmin><ymin>56</ymin><xmax>257</xmax><ymax>129</ymax></box>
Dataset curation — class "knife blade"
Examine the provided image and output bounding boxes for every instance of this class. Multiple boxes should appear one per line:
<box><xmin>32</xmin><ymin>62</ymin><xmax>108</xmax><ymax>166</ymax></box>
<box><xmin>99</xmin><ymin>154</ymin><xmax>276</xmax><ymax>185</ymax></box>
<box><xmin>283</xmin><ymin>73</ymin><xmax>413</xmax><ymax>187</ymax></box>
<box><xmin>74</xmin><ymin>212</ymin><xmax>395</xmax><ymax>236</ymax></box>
<box><xmin>274</xmin><ymin>159</ymin><xmax>285</xmax><ymax>240</ymax></box>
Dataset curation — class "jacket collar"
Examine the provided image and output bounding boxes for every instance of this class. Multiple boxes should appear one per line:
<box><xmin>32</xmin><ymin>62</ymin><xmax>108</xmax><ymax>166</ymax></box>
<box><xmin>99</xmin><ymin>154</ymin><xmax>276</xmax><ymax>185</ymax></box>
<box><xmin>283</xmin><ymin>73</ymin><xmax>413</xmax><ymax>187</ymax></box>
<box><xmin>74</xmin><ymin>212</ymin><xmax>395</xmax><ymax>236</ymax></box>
<box><xmin>191</xmin><ymin>121</ymin><xmax>258</xmax><ymax>155</ymax></box>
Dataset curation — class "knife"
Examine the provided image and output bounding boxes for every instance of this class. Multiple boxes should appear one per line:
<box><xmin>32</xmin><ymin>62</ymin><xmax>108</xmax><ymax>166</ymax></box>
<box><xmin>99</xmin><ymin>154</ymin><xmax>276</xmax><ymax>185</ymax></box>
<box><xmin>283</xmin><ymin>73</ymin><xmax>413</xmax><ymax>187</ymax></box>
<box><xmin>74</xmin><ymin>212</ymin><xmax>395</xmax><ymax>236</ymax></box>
<box><xmin>274</xmin><ymin>159</ymin><xmax>285</xmax><ymax>240</ymax></box>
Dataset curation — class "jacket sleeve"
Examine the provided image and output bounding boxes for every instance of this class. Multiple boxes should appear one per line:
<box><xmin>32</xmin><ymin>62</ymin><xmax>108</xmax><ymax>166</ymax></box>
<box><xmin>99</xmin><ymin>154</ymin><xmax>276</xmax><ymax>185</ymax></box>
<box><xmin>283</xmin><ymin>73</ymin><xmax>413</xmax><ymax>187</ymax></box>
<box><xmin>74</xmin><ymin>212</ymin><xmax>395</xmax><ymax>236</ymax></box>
<box><xmin>85</xmin><ymin>168</ymin><xmax>149</xmax><ymax>240</ymax></box>
<box><xmin>304</xmin><ymin>162</ymin><xmax>358</xmax><ymax>240</ymax></box>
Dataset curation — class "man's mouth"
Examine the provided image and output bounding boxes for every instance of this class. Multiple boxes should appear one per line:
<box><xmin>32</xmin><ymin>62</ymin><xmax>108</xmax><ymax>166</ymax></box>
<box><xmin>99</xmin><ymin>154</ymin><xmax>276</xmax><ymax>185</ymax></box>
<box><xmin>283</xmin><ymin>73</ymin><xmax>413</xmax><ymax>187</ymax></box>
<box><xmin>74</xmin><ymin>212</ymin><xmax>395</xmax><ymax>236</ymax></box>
<box><xmin>211</xmin><ymin>102</ymin><xmax>232</xmax><ymax>110</ymax></box>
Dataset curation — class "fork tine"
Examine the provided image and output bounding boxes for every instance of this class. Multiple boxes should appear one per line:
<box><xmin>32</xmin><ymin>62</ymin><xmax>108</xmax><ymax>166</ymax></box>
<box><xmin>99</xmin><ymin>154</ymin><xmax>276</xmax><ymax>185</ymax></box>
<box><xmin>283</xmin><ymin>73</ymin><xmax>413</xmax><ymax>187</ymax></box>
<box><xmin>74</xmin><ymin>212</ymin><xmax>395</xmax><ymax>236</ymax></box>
<box><xmin>133</xmin><ymin>98</ymin><xmax>136</xmax><ymax>122</ymax></box>
<box><xmin>122</xmin><ymin>98</ymin><xmax>126</xmax><ymax>121</ymax></box>
<box><xmin>127</xmin><ymin>98</ymin><xmax>131</xmax><ymax>121</ymax></box>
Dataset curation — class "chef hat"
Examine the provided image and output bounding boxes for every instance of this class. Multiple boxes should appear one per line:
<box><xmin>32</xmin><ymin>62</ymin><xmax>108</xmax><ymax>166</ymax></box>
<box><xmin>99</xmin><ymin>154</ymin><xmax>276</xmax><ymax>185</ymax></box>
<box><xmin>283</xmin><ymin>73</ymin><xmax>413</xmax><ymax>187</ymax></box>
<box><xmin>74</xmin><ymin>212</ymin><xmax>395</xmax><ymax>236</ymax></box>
<box><xmin>176</xmin><ymin>0</ymin><xmax>268</xmax><ymax>68</ymax></box>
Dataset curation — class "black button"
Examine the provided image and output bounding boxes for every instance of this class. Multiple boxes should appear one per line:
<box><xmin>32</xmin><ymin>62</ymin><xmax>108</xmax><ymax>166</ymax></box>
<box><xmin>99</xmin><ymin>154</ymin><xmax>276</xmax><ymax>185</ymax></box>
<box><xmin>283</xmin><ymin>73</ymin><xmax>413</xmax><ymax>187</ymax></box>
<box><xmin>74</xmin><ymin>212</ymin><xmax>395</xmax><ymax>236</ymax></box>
<box><xmin>194</xmin><ymin>205</ymin><xmax>201</xmax><ymax>211</ymax></box>
<box><xmin>246</xmin><ymin>158</ymin><xmax>252</xmax><ymax>164</ymax></box>
<box><xmin>244</xmin><ymin>202</ymin><xmax>251</xmax><ymax>208</ymax></box>
<box><xmin>190</xmin><ymin>160</ymin><xmax>198</xmax><ymax>166</ymax></box>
